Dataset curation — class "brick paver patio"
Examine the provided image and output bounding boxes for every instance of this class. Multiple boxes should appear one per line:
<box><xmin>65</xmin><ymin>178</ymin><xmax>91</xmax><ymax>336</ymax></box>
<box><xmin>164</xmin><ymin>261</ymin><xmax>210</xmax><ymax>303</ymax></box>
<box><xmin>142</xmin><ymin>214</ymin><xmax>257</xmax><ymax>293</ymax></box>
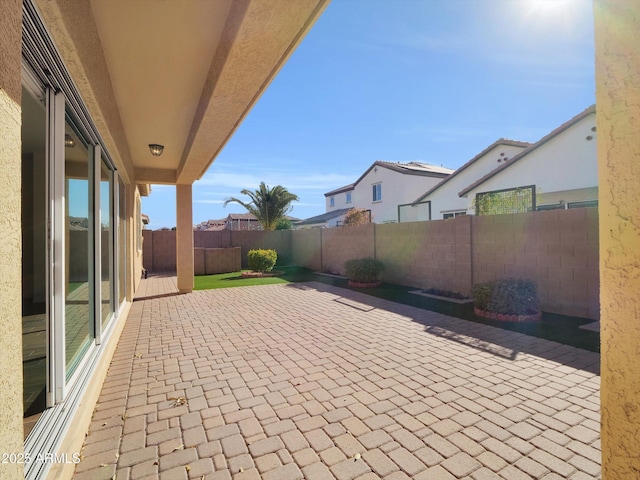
<box><xmin>73</xmin><ymin>276</ymin><xmax>601</xmax><ymax>480</ymax></box>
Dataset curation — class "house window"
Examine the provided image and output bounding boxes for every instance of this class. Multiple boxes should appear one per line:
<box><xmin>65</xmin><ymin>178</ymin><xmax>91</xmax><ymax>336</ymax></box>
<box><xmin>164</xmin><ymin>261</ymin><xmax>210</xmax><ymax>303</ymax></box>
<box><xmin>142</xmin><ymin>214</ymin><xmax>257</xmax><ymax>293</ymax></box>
<box><xmin>346</xmin><ymin>192</ymin><xmax>352</xmax><ymax>203</ymax></box>
<box><xmin>443</xmin><ymin>211</ymin><xmax>467</xmax><ymax>220</ymax></box>
<box><xmin>372</xmin><ymin>183</ymin><xmax>382</xmax><ymax>202</ymax></box>
<box><xmin>329</xmin><ymin>196</ymin><xmax>335</xmax><ymax>207</ymax></box>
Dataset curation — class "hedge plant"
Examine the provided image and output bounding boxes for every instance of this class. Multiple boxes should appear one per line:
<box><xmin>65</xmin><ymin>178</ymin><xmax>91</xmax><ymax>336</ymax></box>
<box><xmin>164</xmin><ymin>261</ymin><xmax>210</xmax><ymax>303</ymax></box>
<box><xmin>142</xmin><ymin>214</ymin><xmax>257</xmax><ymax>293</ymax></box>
<box><xmin>344</xmin><ymin>257</ymin><xmax>384</xmax><ymax>283</ymax></box>
<box><xmin>471</xmin><ymin>278</ymin><xmax>539</xmax><ymax>315</ymax></box>
<box><xmin>247</xmin><ymin>249</ymin><xmax>277</xmax><ymax>273</ymax></box>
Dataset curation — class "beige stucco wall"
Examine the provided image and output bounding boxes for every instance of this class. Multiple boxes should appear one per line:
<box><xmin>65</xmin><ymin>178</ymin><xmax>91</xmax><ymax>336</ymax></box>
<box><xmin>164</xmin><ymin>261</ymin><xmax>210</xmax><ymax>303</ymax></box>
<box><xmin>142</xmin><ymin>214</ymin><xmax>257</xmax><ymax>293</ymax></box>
<box><xmin>34</xmin><ymin>0</ymin><xmax>134</xmax><ymax>184</ymax></box>
<box><xmin>176</xmin><ymin>184</ymin><xmax>194</xmax><ymax>293</ymax></box>
<box><xmin>0</xmin><ymin>1</ymin><xmax>25</xmax><ymax>479</ymax></box>
<box><xmin>595</xmin><ymin>0</ymin><xmax>640</xmax><ymax>477</ymax></box>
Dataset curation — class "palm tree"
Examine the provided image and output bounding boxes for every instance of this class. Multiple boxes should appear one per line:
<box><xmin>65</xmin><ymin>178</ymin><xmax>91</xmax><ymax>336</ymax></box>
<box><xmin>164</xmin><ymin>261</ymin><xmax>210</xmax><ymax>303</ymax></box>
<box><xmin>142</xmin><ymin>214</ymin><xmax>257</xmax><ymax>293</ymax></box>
<box><xmin>224</xmin><ymin>182</ymin><xmax>299</xmax><ymax>231</ymax></box>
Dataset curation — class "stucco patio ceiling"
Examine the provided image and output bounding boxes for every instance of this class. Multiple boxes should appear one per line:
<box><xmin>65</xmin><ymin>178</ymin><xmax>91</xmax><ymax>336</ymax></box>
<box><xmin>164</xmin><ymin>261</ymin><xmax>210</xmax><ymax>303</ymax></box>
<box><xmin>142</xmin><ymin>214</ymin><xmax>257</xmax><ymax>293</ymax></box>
<box><xmin>34</xmin><ymin>0</ymin><xmax>329</xmax><ymax>186</ymax></box>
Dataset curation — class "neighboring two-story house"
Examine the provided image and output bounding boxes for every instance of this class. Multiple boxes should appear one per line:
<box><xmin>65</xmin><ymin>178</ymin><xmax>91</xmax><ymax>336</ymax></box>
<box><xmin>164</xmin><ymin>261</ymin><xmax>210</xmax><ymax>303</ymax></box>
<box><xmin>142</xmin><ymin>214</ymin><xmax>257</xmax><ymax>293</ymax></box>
<box><xmin>322</xmin><ymin>161</ymin><xmax>453</xmax><ymax>225</ymax></box>
<box><xmin>412</xmin><ymin>105</ymin><xmax>597</xmax><ymax>218</ymax></box>
<box><xmin>309</xmin><ymin>106</ymin><xmax>597</xmax><ymax>228</ymax></box>
<box><xmin>411</xmin><ymin>139</ymin><xmax>532</xmax><ymax>220</ymax></box>
<box><xmin>457</xmin><ymin>106</ymin><xmax>597</xmax><ymax>213</ymax></box>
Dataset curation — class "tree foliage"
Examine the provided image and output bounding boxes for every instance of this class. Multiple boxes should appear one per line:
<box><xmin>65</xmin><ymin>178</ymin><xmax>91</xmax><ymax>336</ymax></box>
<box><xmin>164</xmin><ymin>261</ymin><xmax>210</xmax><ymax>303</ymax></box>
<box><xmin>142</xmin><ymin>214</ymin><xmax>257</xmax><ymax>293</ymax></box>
<box><xmin>343</xmin><ymin>208</ymin><xmax>370</xmax><ymax>226</ymax></box>
<box><xmin>474</xmin><ymin>186</ymin><xmax>541</xmax><ymax>216</ymax></box>
<box><xmin>275</xmin><ymin>217</ymin><xmax>293</xmax><ymax>230</ymax></box>
<box><xmin>224</xmin><ymin>182</ymin><xmax>299</xmax><ymax>231</ymax></box>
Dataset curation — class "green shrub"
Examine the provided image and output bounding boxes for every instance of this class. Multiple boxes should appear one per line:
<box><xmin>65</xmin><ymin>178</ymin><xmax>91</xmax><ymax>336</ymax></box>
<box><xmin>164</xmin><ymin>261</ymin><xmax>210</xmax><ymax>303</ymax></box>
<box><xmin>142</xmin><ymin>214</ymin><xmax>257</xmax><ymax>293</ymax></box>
<box><xmin>247</xmin><ymin>249</ymin><xmax>277</xmax><ymax>273</ymax></box>
<box><xmin>471</xmin><ymin>278</ymin><xmax>539</xmax><ymax>315</ymax></box>
<box><xmin>344</xmin><ymin>257</ymin><xmax>384</xmax><ymax>283</ymax></box>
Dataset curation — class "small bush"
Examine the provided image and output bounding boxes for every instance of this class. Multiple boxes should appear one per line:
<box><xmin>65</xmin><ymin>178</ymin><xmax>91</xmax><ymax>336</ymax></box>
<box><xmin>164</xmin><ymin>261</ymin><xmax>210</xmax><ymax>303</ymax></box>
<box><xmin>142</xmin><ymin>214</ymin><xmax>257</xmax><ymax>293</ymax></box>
<box><xmin>344</xmin><ymin>257</ymin><xmax>384</xmax><ymax>283</ymax></box>
<box><xmin>247</xmin><ymin>249</ymin><xmax>277</xmax><ymax>273</ymax></box>
<box><xmin>471</xmin><ymin>278</ymin><xmax>539</xmax><ymax>315</ymax></box>
<box><xmin>343</xmin><ymin>208</ymin><xmax>370</xmax><ymax>226</ymax></box>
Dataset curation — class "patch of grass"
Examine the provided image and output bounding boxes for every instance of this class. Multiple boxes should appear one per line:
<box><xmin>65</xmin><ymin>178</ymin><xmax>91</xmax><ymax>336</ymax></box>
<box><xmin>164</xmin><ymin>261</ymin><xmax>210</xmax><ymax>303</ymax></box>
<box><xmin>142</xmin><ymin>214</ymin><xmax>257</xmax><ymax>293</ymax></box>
<box><xmin>194</xmin><ymin>266</ymin><xmax>315</xmax><ymax>290</ymax></box>
<box><xmin>194</xmin><ymin>272</ymin><xmax>288</xmax><ymax>290</ymax></box>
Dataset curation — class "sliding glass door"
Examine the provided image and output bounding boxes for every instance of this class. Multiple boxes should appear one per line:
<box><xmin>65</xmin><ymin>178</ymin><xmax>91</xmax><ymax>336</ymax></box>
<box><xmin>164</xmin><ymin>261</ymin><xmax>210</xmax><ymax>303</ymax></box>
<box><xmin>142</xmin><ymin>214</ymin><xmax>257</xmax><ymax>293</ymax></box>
<box><xmin>21</xmin><ymin>83</ymin><xmax>121</xmax><ymax>425</ymax></box>
<box><xmin>21</xmin><ymin>84</ymin><xmax>48</xmax><ymax>435</ymax></box>
<box><xmin>64</xmin><ymin>120</ymin><xmax>92</xmax><ymax>379</ymax></box>
<box><xmin>100</xmin><ymin>159</ymin><xmax>114</xmax><ymax>328</ymax></box>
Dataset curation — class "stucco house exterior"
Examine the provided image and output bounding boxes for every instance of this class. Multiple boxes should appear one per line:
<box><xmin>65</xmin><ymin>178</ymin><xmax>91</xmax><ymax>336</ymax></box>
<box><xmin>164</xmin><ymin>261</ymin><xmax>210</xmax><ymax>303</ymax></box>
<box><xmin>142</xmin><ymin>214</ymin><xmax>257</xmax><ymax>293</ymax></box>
<box><xmin>294</xmin><ymin>207</ymin><xmax>352</xmax><ymax>229</ymax></box>
<box><xmin>323</xmin><ymin>161</ymin><xmax>453</xmax><ymax>225</ymax></box>
<box><xmin>1</xmin><ymin>1</ymin><xmax>328</xmax><ymax>479</ymax></box>
<box><xmin>411</xmin><ymin>139</ymin><xmax>532</xmax><ymax>220</ymax></box>
<box><xmin>2</xmin><ymin>2</ymin><xmax>640</xmax><ymax>479</ymax></box>
<box><xmin>410</xmin><ymin>106</ymin><xmax>597</xmax><ymax>218</ymax></box>
<box><xmin>459</xmin><ymin>106</ymin><xmax>598</xmax><ymax>214</ymax></box>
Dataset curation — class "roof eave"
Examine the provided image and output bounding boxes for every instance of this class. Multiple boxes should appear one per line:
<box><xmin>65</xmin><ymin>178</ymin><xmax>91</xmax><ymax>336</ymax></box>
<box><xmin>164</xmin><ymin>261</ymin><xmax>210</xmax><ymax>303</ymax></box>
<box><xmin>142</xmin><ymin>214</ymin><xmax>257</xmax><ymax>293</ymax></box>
<box><xmin>458</xmin><ymin>105</ymin><xmax>597</xmax><ymax>197</ymax></box>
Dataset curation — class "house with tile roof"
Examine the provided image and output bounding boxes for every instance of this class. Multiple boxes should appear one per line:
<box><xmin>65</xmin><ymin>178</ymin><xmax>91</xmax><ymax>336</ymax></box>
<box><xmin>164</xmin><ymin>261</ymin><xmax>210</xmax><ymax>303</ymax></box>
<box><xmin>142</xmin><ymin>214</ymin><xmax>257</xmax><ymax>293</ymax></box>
<box><xmin>458</xmin><ymin>105</ymin><xmax>597</xmax><ymax>214</ymax></box>
<box><xmin>322</xmin><ymin>161</ymin><xmax>454</xmax><ymax>225</ymax></box>
<box><xmin>410</xmin><ymin>139</ymin><xmax>532</xmax><ymax>220</ymax></box>
<box><xmin>410</xmin><ymin>105</ymin><xmax>597</xmax><ymax>219</ymax></box>
<box><xmin>294</xmin><ymin>208</ymin><xmax>353</xmax><ymax>229</ymax></box>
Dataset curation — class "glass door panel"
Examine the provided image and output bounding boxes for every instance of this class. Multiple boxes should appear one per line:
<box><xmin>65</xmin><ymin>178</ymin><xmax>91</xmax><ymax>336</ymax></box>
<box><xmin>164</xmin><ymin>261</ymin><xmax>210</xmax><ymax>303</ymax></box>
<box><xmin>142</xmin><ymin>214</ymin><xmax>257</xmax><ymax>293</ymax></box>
<box><xmin>118</xmin><ymin>177</ymin><xmax>126</xmax><ymax>304</ymax></box>
<box><xmin>65</xmin><ymin>122</ymin><xmax>92</xmax><ymax>378</ymax></box>
<box><xmin>21</xmin><ymin>85</ymin><xmax>47</xmax><ymax>433</ymax></box>
<box><xmin>100</xmin><ymin>159</ymin><xmax>114</xmax><ymax>327</ymax></box>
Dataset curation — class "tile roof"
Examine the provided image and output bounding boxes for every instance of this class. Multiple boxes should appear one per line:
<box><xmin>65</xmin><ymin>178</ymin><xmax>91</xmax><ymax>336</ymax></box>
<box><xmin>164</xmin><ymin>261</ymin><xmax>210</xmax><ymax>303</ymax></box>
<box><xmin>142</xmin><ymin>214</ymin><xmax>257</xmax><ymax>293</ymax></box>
<box><xmin>324</xmin><ymin>184</ymin><xmax>355</xmax><ymax>197</ymax></box>
<box><xmin>413</xmin><ymin>138</ymin><xmax>532</xmax><ymax>204</ymax></box>
<box><xmin>226</xmin><ymin>213</ymin><xmax>259</xmax><ymax>221</ymax></box>
<box><xmin>324</xmin><ymin>161</ymin><xmax>454</xmax><ymax>197</ymax></box>
<box><xmin>375</xmin><ymin>160</ymin><xmax>455</xmax><ymax>176</ymax></box>
<box><xmin>295</xmin><ymin>208</ymin><xmax>352</xmax><ymax>226</ymax></box>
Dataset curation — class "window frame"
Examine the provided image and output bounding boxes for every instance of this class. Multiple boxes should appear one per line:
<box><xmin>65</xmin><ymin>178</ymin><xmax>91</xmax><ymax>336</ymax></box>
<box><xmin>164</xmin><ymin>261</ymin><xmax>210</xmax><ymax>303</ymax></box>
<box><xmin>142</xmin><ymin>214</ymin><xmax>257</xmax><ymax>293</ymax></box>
<box><xmin>372</xmin><ymin>183</ymin><xmax>382</xmax><ymax>202</ymax></box>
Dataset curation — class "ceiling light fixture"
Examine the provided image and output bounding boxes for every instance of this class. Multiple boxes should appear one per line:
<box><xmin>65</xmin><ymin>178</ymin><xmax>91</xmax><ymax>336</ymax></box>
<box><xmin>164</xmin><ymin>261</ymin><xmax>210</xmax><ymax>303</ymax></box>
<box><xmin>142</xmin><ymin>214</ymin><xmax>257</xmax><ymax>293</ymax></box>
<box><xmin>65</xmin><ymin>134</ymin><xmax>75</xmax><ymax>148</ymax></box>
<box><xmin>149</xmin><ymin>144</ymin><xmax>164</xmax><ymax>156</ymax></box>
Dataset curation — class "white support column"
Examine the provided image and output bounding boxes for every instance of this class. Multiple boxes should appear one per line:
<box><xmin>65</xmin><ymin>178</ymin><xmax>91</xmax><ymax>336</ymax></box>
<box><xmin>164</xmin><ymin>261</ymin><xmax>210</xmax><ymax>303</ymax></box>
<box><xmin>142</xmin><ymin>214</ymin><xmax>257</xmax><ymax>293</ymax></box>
<box><xmin>176</xmin><ymin>184</ymin><xmax>194</xmax><ymax>293</ymax></box>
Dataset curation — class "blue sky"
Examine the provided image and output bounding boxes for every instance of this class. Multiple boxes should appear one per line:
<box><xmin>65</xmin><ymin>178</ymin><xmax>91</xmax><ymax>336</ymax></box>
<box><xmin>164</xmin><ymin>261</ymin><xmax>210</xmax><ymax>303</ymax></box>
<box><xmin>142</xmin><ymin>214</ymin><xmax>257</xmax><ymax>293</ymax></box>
<box><xmin>143</xmin><ymin>0</ymin><xmax>595</xmax><ymax>229</ymax></box>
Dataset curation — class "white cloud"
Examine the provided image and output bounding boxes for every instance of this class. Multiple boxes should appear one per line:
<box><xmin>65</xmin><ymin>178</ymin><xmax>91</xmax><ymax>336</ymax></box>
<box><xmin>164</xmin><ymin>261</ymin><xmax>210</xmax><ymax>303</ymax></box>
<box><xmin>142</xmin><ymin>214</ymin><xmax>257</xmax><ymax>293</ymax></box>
<box><xmin>195</xmin><ymin>169</ymin><xmax>355</xmax><ymax>193</ymax></box>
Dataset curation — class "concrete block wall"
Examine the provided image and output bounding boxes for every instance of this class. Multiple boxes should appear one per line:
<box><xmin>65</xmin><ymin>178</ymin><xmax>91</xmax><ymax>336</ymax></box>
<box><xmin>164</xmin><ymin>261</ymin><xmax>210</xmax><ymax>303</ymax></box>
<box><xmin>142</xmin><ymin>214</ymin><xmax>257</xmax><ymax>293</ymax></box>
<box><xmin>193</xmin><ymin>247</ymin><xmax>241</xmax><ymax>275</ymax></box>
<box><xmin>231</xmin><ymin>230</ymin><xmax>292</xmax><ymax>267</ymax></box>
<box><xmin>320</xmin><ymin>224</ymin><xmax>375</xmax><ymax>274</ymax></box>
<box><xmin>142</xmin><ymin>208</ymin><xmax>599</xmax><ymax>318</ymax></box>
<box><xmin>375</xmin><ymin>217</ymin><xmax>471</xmax><ymax>294</ymax></box>
<box><xmin>375</xmin><ymin>221</ymin><xmax>433</xmax><ymax>288</ymax></box>
<box><xmin>291</xmin><ymin>229</ymin><xmax>322</xmax><ymax>271</ymax></box>
<box><xmin>142</xmin><ymin>230</ymin><xmax>154</xmax><ymax>272</ymax></box>
<box><xmin>194</xmin><ymin>230</ymin><xmax>232</xmax><ymax>248</ymax></box>
<box><xmin>472</xmin><ymin>208</ymin><xmax>599</xmax><ymax>319</ymax></box>
<box><xmin>149</xmin><ymin>230</ymin><xmax>177</xmax><ymax>272</ymax></box>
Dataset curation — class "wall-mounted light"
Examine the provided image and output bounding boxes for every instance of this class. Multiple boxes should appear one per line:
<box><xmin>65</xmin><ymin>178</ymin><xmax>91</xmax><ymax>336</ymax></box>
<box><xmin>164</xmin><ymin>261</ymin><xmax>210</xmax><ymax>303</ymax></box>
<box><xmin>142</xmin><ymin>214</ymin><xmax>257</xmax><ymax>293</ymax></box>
<box><xmin>65</xmin><ymin>134</ymin><xmax>75</xmax><ymax>148</ymax></box>
<box><xmin>149</xmin><ymin>144</ymin><xmax>164</xmax><ymax>156</ymax></box>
